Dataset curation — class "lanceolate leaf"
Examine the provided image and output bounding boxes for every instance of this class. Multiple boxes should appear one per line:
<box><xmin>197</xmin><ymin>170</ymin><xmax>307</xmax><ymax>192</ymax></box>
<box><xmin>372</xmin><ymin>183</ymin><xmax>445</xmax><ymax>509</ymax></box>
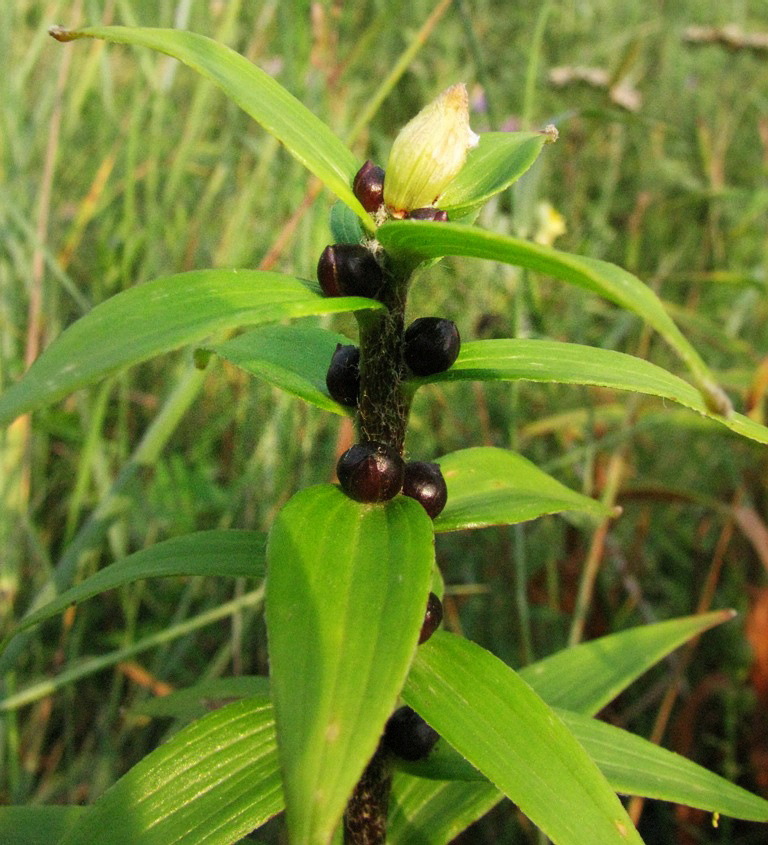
<box><xmin>387</xmin><ymin>774</ymin><xmax>500</xmax><ymax>845</ymax></box>
<box><xmin>391</xmin><ymin>709</ymin><xmax>768</xmax><ymax>827</ymax></box>
<box><xmin>205</xmin><ymin>325</ymin><xmax>354</xmax><ymax>416</ymax></box>
<box><xmin>416</xmin><ymin>339</ymin><xmax>768</xmax><ymax>445</ymax></box>
<box><xmin>559</xmin><ymin>710</ymin><xmax>768</xmax><ymax>822</ymax></box>
<box><xmin>391</xmin><ymin>611</ymin><xmax>739</xmax><ymax>836</ymax></box>
<box><xmin>133</xmin><ymin>676</ymin><xmax>270</xmax><ymax>721</ymax></box>
<box><xmin>403</xmin><ymin>632</ymin><xmax>644</xmax><ymax>845</ymax></box>
<box><xmin>378</xmin><ymin>220</ymin><xmax>729</xmax><ymax>411</ymax></box>
<box><xmin>330</xmin><ymin>202</ymin><xmax>366</xmax><ymax>244</ymax></box>
<box><xmin>519</xmin><ymin>609</ymin><xmax>736</xmax><ymax>716</ymax></box>
<box><xmin>0</xmin><ymin>270</ymin><xmax>382</xmax><ymax>426</ymax></box>
<box><xmin>60</xmin><ymin>696</ymin><xmax>281</xmax><ymax>845</ymax></box>
<box><xmin>266</xmin><ymin>485</ymin><xmax>435</xmax><ymax>844</ymax></box>
<box><xmin>2</xmin><ymin>531</ymin><xmax>265</xmax><ymax>650</ymax></box>
<box><xmin>437</xmin><ymin>131</ymin><xmax>552</xmax><ymax>219</ymax></box>
<box><xmin>434</xmin><ymin>446</ymin><xmax>614</xmax><ymax>532</ymax></box>
<box><xmin>50</xmin><ymin>26</ymin><xmax>372</xmax><ymax>230</ymax></box>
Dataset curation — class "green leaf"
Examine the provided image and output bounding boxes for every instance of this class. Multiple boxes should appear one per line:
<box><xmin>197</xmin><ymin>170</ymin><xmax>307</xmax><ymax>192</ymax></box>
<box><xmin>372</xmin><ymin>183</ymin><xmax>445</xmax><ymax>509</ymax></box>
<box><xmin>392</xmin><ymin>709</ymin><xmax>768</xmax><ymax>825</ymax></box>
<box><xmin>50</xmin><ymin>26</ymin><xmax>372</xmax><ymax>230</ymax></box>
<box><xmin>0</xmin><ymin>807</ymin><xmax>86</xmax><ymax>845</ymax></box>
<box><xmin>403</xmin><ymin>632</ymin><xmax>643</xmax><ymax>845</ymax></box>
<box><xmin>559</xmin><ymin>710</ymin><xmax>768</xmax><ymax>822</ymax></box>
<box><xmin>266</xmin><ymin>485</ymin><xmax>435</xmax><ymax>844</ymax></box>
<box><xmin>519</xmin><ymin>610</ymin><xmax>736</xmax><ymax>716</ymax></box>
<box><xmin>330</xmin><ymin>202</ymin><xmax>366</xmax><ymax>244</ymax></box>
<box><xmin>416</xmin><ymin>339</ymin><xmax>768</xmax><ymax>445</ymax></box>
<box><xmin>204</xmin><ymin>325</ymin><xmax>354</xmax><ymax>416</ymax></box>
<box><xmin>378</xmin><ymin>220</ymin><xmax>729</xmax><ymax>410</ymax></box>
<box><xmin>0</xmin><ymin>270</ymin><xmax>382</xmax><ymax>427</ymax></box>
<box><xmin>438</xmin><ymin>131</ymin><xmax>551</xmax><ymax>219</ymax></box>
<box><xmin>434</xmin><ymin>446</ymin><xmax>613</xmax><ymax>532</ymax></box>
<box><xmin>390</xmin><ymin>611</ymin><xmax>741</xmax><ymax>837</ymax></box>
<box><xmin>133</xmin><ymin>676</ymin><xmax>270</xmax><ymax>721</ymax></box>
<box><xmin>2</xmin><ymin>530</ymin><xmax>265</xmax><ymax>650</ymax></box>
<box><xmin>388</xmin><ymin>774</ymin><xmax>500</xmax><ymax>845</ymax></box>
<box><xmin>60</xmin><ymin>696</ymin><xmax>281</xmax><ymax>845</ymax></box>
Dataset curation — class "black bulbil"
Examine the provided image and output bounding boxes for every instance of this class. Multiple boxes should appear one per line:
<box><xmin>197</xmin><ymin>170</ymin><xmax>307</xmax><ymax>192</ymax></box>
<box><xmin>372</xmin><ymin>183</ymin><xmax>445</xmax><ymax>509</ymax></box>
<box><xmin>383</xmin><ymin>706</ymin><xmax>440</xmax><ymax>761</ymax></box>
<box><xmin>403</xmin><ymin>317</ymin><xmax>460</xmax><ymax>376</ymax></box>
<box><xmin>326</xmin><ymin>344</ymin><xmax>360</xmax><ymax>407</ymax></box>
<box><xmin>317</xmin><ymin>243</ymin><xmax>384</xmax><ymax>300</ymax></box>
<box><xmin>336</xmin><ymin>441</ymin><xmax>404</xmax><ymax>503</ymax></box>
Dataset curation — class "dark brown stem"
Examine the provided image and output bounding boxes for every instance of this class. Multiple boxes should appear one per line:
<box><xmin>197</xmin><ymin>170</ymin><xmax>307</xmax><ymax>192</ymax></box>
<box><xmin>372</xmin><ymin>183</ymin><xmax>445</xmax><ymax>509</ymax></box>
<box><xmin>355</xmin><ymin>262</ymin><xmax>411</xmax><ymax>453</ymax></box>
<box><xmin>343</xmin><ymin>746</ymin><xmax>392</xmax><ymax>845</ymax></box>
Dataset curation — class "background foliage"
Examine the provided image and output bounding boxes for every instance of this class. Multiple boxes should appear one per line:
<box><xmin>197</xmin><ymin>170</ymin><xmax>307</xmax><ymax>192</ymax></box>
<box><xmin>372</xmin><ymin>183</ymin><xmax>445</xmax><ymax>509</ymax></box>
<box><xmin>1</xmin><ymin>1</ymin><xmax>767</xmax><ymax>842</ymax></box>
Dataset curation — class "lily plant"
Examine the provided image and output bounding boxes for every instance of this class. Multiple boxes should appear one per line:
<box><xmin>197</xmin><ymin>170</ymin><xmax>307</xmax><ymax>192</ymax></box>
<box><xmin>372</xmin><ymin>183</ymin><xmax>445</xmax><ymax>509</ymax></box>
<box><xmin>1</xmin><ymin>24</ymin><xmax>768</xmax><ymax>845</ymax></box>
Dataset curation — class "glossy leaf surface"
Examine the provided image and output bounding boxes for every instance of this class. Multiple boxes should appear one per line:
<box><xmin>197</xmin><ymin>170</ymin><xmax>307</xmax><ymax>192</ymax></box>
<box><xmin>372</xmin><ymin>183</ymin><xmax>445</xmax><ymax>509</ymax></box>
<box><xmin>403</xmin><ymin>632</ymin><xmax>643</xmax><ymax>844</ymax></box>
<box><xmin>378</xmin><ymin>220</ymin><xmax>728</xmax><ymax>409</ymax></box>
<box><xmin>51</xmin><ymin>26</ymin><xmax>372</xmax><ymax>229</ymax></box>
<box><xmin>60</xmin><ymin>696</ymin><xmax>281</xmax><ymax>845</ymax></box>
<box><xmin>416</xmin><ymin>339</ymin><xmax>768</xmax><ymax>444</ymax></box>
<box><xmin>0</xmin><ymin>270</ymin><xmax>381</xmax><ymax>426</ymax></box>
<box><xmin>434</xmin><ymin>446</ymin><xmax>613</xmax><ymax>532</ymax></box>
<box><xmin>205</xmin><ymin>325</ymin><xmax>354</xmax><ymax>416</ymax></box>
<box><xmin>266</xmin><ymin>485</ymin><xmax>434</xmax><ymax>844</ymax></box>
<box><xmin>3</xmin><ymin>531</ymin><xmax>265</xmax><ymax>650</ymax></box>
<box><xmin>438</xmin><ymin>131</ymin><xmax>551</xmax><ymax>218</ymax></box>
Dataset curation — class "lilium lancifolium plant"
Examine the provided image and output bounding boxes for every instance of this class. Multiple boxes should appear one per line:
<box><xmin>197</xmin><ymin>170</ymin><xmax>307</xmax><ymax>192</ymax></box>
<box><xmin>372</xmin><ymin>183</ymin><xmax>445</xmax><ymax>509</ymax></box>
<box><xmin>2</xmin><ymin>24</ymin><xmax>767</xmax><ymax>845</ymax></box>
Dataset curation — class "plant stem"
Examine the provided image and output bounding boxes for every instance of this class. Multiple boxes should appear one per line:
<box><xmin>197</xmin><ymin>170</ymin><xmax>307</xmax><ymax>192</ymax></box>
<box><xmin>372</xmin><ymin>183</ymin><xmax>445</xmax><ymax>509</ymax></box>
<box><xmin>344</xmin><ymin>257</ymin><xmax>414</xmax><ymax>839</ymax></box>
<box><xmin>343</xmin><ymin>746</ymin><xmax>392</xmax><ymax>845</ymax></box>
<box><xmin>355</xmin><ymin>263</ymin><xmax>411</xmax><ymax>453</ymax></box>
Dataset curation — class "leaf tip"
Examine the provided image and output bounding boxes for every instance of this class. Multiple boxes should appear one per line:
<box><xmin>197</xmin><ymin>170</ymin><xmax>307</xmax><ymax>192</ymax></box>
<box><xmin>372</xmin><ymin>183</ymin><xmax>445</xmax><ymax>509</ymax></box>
<box><xmin>540</xmin><ymin>123</ymin><xmax>559</xmax><ymax>144</ymax></box>
<box><xmin>48</xmin><ymin>25</ymin><xmax>77</xmax><ymax>42</ymax></box>
<box><xmin>700</xmin><ymin>380</ymin><xmax>734</xmax><ymax>418</ymax></box>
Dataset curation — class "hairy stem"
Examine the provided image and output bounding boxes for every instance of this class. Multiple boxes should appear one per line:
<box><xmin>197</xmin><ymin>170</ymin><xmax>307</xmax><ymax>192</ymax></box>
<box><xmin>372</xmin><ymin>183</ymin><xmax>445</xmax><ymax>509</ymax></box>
<box><xmin>355</xmin><ymin>261</ymin><xmax>411</xmax><ymax>453</ymax></box>
<box><xmin>343</xmin><ymin>746</ymin><xmax>392</xmax><ymax>845</ymax></box>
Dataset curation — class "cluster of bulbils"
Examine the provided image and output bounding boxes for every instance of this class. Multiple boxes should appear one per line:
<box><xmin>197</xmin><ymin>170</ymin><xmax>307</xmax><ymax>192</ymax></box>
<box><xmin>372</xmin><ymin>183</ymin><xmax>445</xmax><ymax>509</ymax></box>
<box><xmin>318</xmin><ymin>159</ymin><xmax>457</xmax><ymax>762</ymax></box>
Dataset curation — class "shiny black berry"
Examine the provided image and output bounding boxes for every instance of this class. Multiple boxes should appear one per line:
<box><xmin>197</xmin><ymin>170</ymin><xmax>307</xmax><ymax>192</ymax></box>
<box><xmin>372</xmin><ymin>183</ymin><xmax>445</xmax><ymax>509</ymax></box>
<box><xmin>383</xmin><ymin>706</ymin><xmax>440</xmax><ymax>762</ymax></box>
<box><xmin>317</xmin><ymin>244</ymin><xmax>384</xmax><ymax>300</ymax></box>
<box><xmin>336</xmin><ymin>441</ymin><xmax>404</xmax><ymax>503</ymax></box>
<box><xmin>419</xmin><ymin>592</ymin><xmax>443</xmax><ymax>644</ymax></box>
<box><xmin>406</xmin><ymin>207</ymin><xmax>448</xmax><ymax>222</ymax></box>
<box><xmin>353</xmin><ymin>160</ymin><xmax>385</xmax><ymax>212</ymax></box>
<box><xmin>403</xmin><ymin>461</ymin><xmax>447</xmax><ymax>520</ymax></box>
<box><xmin>403</xmin><ymin>317</ymin><xmax>461</xmax><ymax>376</ymax></box>
<box><xmin>326</xmin><ymin>344</ymin><xmax>360</xmax><ymax>407</ymax></box>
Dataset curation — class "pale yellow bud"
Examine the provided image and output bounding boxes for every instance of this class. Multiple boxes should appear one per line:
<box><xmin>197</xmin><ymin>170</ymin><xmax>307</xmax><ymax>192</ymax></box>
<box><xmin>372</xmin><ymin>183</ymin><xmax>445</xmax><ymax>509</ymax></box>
<box><xmin>383</xmin><ymin>84</ymin><xmax>479</xmax><ymax>215</ymax></box>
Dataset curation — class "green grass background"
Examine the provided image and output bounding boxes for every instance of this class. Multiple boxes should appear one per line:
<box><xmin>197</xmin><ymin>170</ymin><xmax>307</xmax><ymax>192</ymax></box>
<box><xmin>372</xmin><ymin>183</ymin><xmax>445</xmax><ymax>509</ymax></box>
<box><xmin>1</xmin><ymin>1</ymin><xmax>767</xmax><ymax>842</ymax></box>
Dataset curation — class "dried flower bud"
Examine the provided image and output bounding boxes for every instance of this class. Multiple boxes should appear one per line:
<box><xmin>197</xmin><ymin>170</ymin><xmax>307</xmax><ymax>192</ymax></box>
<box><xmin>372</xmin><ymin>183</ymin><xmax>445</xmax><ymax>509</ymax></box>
<box><xmin>384</xmin><ymin>84</ymin><xmax>479</xmax><ymax>215</ymax></box>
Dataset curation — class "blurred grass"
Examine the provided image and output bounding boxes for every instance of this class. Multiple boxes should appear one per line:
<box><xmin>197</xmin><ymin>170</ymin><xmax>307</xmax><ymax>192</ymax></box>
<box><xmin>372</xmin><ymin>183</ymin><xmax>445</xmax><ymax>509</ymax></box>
<box><xmin>1</xmin><ymin>1</ymin><xmax>767</xmax><ymax>842</ymax></box>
